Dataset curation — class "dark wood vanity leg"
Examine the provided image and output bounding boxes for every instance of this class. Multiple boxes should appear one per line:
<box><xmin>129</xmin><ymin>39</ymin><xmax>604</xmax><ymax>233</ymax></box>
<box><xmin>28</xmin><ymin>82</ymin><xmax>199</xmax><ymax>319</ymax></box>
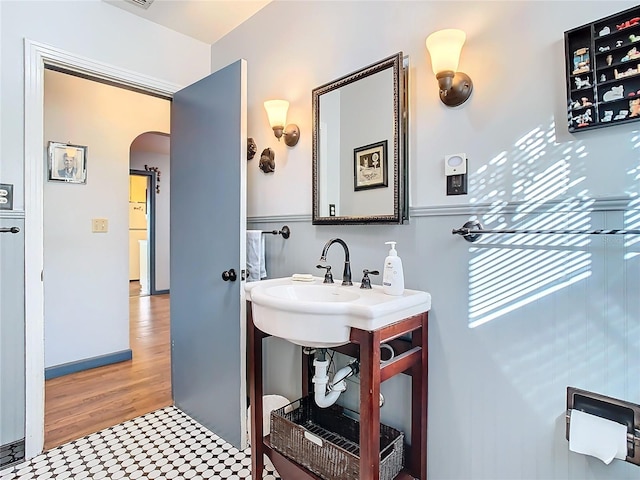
<box><xmin>247</xmin><ymin>305</ymin><xmax>264</xmax><ymax>480</ymax></box>
<box><xmin>355</xmin><ymin>328</ymin><xmax>382</xmax><ymax>480</ymax></box>
<box><xmin>409</xmin><ymin>312</ymin><xmax>428</xmax><ymax>479</ymax></box>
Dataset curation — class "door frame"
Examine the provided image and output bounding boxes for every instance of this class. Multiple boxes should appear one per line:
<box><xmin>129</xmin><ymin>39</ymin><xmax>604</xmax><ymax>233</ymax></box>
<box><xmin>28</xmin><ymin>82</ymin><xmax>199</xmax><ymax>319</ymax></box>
<box><xmin>24</xmin><ymin>39</ymin><xmax>182</xmax><ymax>458</ymax></box>
<box><xmin>129</xmin><ymin>169</ymin><xmax>156</xmax><ymax>295</ymax></box>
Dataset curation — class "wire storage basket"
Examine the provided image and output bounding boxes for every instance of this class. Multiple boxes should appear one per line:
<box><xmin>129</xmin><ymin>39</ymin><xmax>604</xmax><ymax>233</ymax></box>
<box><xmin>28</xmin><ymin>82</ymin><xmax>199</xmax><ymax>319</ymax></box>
<box><xmin>270</xmin><ymin>396</ymin><xmax>404</xmax><ymax>480</ymax></box>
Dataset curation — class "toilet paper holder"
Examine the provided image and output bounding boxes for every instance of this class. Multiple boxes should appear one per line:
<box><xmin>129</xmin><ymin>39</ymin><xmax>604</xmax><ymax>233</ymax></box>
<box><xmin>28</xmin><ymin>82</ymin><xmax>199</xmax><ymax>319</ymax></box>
<box><xmin>566</xmin><ymin>386</ymin><xmax>640</xmax><ymax>466</ymax></box>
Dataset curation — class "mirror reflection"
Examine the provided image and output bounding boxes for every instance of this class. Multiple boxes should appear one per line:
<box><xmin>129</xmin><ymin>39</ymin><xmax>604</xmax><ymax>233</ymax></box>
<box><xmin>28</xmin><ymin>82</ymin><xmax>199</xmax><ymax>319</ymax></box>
<box><xmin>312</xmin><ymin>52</ymin><xmax>408</xmax><ymax>225</ymax></box>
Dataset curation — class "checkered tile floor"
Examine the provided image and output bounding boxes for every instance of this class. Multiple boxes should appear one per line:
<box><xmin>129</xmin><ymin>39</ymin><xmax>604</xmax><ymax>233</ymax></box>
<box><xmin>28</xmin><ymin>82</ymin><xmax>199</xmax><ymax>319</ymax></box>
<box><xmin>0</xmin><ymin>407</ymin><xmax>280</xmax><ymax>479</ymax></box>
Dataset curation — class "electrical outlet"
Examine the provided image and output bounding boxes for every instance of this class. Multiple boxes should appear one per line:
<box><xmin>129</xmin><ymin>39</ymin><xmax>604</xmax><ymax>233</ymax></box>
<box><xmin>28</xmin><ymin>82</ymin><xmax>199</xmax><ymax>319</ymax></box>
<box><xmin>92</xmin><ymin>218</ymin><xmax>108</xmax><ymax>233</ymax></box>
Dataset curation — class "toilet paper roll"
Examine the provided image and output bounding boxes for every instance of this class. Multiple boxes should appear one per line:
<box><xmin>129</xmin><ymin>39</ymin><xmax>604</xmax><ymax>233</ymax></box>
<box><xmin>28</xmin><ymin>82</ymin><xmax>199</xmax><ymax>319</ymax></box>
<box><xmin>569</xmin><ymin>409</ymin><xmax>628</xmax><ymax>464</ymax></box>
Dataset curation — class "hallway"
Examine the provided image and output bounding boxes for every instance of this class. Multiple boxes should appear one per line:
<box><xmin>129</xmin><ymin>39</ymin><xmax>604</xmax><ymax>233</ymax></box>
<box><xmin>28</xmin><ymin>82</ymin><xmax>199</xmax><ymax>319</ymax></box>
<box><xmin>44</xmin><ymin>292</ymin><xmax>171</xmax><ymax>450</ymax></box>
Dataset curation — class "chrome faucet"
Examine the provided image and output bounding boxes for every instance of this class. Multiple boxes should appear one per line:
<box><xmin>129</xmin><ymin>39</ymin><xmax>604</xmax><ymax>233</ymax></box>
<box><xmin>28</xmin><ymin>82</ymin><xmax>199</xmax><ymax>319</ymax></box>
<box><xmin>319</xmin><ymin>238</ymin><xmax>352</xmax><ymax>286</ymax></box>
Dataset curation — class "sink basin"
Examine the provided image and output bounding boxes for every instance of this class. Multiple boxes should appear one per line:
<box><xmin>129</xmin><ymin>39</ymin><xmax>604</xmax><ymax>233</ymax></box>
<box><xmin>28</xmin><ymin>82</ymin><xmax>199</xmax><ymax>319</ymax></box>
<box><xmin>245</xmin><ymin>277</ymin><xmax>431</xmax><ymax>348</ymax></box>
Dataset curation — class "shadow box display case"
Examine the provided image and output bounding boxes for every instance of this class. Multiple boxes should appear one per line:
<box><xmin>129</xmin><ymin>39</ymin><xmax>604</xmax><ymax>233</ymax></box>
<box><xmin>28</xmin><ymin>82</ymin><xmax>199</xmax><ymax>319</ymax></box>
<box><xmin>565</xmin><ymin>5</ymin><xmax>640</xmax><ymax>132</ymax></box>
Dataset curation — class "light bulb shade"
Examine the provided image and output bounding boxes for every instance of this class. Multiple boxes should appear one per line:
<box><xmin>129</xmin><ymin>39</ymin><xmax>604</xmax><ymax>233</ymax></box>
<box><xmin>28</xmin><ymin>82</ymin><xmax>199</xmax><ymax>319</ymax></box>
<box><xmin>426</xmin><ymin>29</ymin><xmax>466</xmax><ymax>74</ymax></box>
<box><xmin>264</xmin><ymin>100</ymin><xmax>289</xmax><ymax>128</ymax></box>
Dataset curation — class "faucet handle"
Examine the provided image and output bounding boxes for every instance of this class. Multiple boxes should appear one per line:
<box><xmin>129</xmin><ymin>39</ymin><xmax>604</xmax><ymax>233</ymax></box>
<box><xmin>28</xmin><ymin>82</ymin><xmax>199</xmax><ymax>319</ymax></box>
<box><xmin>360</xmin><ymin>269</ymin><xmax>379</xmax><ymax>289</ymax></box>
<box><xmin>316</xmin><ymin>264</ymin><xmax>334</xmax><ymax>284</ymax></box>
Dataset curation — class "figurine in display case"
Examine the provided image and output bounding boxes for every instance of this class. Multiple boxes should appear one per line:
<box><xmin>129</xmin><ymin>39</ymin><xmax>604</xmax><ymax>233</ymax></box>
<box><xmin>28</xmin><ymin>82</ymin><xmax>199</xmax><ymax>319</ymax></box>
<box><xmin>614</xmin><ymin>109</ymin><xmax>629</xmax><ymax>120</ymax></box>
<box><xmin>603</xmin><ymin>85</ymin><xmax>625</xmax><ymax>101</ymax></box>
<box><xmin>572</xmin><ymin>47</ymin><xmax>591</xmax><ymax>74</ymax></box>
<box><xmin>574</xmin><ymin>75</ymin><xmax>591</xmax><ymax>89</ymax></box>
<box><xmin>621</xmin><ymin>47</ymin><xmax>640</xmax><ymax>62</ymax></box>
<box><xmin>599</xmin><ymin>26</ymin><xmax>611</xmax><ymax>37</ymax></box>
<box><xmin>601</xmin><ymin>110</ymin><xmax>614</xmax><ymax>122</ymax></box>
<box><xmin>571</xmin><ymin>108</ymin><xmax>593</xmax><ymax>128</ymax></box>
<box><xmin>616</xmin><ymin>17</ymin><xmax>640</xmax><ymax>31</ymax></box>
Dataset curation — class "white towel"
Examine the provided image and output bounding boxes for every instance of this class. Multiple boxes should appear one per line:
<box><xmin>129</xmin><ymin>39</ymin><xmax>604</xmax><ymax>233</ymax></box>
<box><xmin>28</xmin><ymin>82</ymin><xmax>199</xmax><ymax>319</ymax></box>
<box><xmin>246</xmin><ymin>230</ymin><xmax>266</xmax><ymax>282</ymax></box>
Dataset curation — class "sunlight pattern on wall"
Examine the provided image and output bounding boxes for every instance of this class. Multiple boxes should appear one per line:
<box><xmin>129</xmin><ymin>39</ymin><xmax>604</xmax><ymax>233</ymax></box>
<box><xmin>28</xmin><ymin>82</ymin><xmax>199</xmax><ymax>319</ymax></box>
<box><xmin>624</xmin><ymin>133</ymin><xmax>639</xmax><ymax>257</ymax></box>
<box><xmin>467</xmin><ymin>120</ymin><xmax>593</xmax><ymax>328</ymax></box>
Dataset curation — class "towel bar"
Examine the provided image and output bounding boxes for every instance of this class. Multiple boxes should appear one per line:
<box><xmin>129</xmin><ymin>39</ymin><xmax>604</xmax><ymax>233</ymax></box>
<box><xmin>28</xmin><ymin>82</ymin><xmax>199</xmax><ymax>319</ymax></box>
<box><xmin>453</xmin><ymin>221</ymin><xmax>640</xmax><ymax>243</ymax></box>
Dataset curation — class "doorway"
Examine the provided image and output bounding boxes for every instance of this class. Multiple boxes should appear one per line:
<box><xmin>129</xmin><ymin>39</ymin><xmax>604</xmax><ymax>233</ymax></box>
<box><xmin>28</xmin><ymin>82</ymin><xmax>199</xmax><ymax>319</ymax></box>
<box><xmin>129</xmin><ymin>131</ymin><xmax>171</xmax><ymax>297</ymax></box>
<box><xmin>129</xmin><ymin>171</ymin><xmax>152</xmax><ymax>297</ymax></box>
<box><xmin>26</xmin><ymin>40</ymin><xmax>246</xmax><ymax>457</ymax></box>
<box><xmin>40</xmin><ymin>67</ymin><xmax>173</xmax><ymax>450</ymax></box>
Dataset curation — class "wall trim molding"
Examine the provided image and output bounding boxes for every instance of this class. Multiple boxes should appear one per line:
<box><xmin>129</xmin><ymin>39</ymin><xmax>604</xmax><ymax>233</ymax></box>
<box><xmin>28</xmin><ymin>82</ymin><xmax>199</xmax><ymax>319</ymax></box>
<box><xmin>44</xmin><ymin>349</ymin><xmax>132</xmax><ymax>380</ymax></box>
<box><xmin>0</xmin><ymin>211</ymin><xmax>25</xmax><ymax>220</ymax></box>
<box><xmin>410</xmin><ymin>196</ymin><xmax>634</xmax><ymax>217</ymax></box>
<box><xmin>247</xmin><ymin>197</ymin><xmax>636</xmax><ymax>224</ymax></box>
<box><xmin>248</xmin><ymin>214</ymin><xmax>312</xmax><ymax>223</ymax></box>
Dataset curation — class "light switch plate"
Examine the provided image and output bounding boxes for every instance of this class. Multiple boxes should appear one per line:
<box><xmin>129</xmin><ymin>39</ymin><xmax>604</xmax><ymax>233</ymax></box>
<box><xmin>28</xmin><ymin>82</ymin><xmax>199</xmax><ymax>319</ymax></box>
<box><xmin>445</xmin><ymin>154</ymin><xmax>468</xmax><ymax>196</ymax></box>
<box><xmin>92</xmin><ymin>218</ymin><xmax>108</xmax><ymax>233</ymax></box>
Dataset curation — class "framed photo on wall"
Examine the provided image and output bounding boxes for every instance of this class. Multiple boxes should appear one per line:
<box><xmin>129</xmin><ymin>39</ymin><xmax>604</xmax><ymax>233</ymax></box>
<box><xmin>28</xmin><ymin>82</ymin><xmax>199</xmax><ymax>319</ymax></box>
<box><xmin>354</xmin><ymin>140</ymin><xmax>388</xmax><ymax>191</ymax></box>
<box><xmin>48</xmin><ymin>142</ymin><xmax>87</xmax><ymax>184</ymax></box>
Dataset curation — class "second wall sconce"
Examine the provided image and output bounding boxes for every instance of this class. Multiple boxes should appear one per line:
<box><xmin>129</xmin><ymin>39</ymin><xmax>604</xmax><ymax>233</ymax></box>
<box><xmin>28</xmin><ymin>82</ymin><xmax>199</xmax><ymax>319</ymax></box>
<box><xmin>264</xmin><ymin>99</ymin><xmax>300</xmax><ymax>147</ymax></box>
<box><xmin>426</xmin><ymin>29</ymin><xmax>473</xmax><ymax>107</ymax></box>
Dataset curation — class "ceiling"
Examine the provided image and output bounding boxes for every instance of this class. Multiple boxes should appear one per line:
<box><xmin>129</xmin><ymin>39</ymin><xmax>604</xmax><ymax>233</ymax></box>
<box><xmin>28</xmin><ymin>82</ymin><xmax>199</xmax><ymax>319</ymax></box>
<box><xmin>103</xmin><ymin>0</ymin><xmax>272</xmax><ymax>44</ymax></box>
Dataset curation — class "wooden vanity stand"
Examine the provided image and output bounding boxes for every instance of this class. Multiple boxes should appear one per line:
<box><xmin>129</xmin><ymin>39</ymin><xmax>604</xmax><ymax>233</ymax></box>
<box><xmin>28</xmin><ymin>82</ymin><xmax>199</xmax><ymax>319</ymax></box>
<box><xmin>247</xmin><ymin>304</ymin><xmax>428</xmax><ymax>480</ymax></box>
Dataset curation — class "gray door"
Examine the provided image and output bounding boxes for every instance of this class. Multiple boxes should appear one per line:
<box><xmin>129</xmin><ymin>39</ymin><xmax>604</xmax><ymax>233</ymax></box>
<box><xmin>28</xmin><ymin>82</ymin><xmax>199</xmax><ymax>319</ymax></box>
<box><xmin>170</xmin><ymin>60</ymin><xmax>247</xmax><ymax>448</ymax></box>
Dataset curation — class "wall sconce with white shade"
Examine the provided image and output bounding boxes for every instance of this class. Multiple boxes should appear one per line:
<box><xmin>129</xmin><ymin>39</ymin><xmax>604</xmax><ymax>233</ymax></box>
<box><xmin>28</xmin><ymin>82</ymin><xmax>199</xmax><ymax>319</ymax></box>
<box><xmin>426</xmin><ymin>29</ymin><xmax>473</xmax><ymax>107</ymax></box>
<box><xmin>264</xmin><ymin>99</ymin><xmax>300</xmax><ymax>147</ymax></box>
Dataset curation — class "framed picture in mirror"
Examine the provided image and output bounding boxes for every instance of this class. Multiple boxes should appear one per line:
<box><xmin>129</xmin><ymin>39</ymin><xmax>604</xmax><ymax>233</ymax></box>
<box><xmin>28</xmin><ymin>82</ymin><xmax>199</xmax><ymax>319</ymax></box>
<box><xmin>354</xmin><ymin>140</ymin><xmax>388</xmax><ymax>191</ymax></box>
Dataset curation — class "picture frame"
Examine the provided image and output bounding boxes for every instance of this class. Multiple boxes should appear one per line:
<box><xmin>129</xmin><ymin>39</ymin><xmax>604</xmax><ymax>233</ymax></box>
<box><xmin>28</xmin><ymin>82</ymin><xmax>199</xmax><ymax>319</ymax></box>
<box><xmin>354</xmin><ymin>140</ymin><xmax>388</xmax><ymax>191</ymax></box>
<box><xmin>48</xmin><ymin>141</ymin><xmax>87</xmax><ymax>184</ymax></box>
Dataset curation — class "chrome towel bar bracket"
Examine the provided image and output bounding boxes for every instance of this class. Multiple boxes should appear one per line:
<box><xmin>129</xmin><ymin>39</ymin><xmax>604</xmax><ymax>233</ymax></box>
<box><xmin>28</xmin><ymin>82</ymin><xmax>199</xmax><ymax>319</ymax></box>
<box><xmin>262</xmin><ymin>225</ymin><xmax>290</xmax><ymax>239</ymax></box>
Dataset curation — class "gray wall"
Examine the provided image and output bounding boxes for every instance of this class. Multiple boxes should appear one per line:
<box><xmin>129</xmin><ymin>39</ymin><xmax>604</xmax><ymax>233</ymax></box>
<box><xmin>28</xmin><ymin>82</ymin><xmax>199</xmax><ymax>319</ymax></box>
<box><xmin>251</xmin><ymin>203</ymin><xmax>639</xmax><ymax>480</ymax></box>
<box><xmin>217</xmin><ymin>1</ymin><xmax>640</xmax><ymax>220</ymax></box>
<box><xmin>226</xmin><ymin>1</ymin><xmax>640</xmax><ymax>478</ymax></box>
<box><xmin>0</xmin><ymin>216</ymin><xmax>25</xmax><ymax>445</ymax></box>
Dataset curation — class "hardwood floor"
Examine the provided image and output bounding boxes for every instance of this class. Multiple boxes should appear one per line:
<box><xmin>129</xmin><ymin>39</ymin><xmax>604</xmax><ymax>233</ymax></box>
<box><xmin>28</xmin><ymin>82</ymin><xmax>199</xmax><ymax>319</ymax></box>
<box><xmin>44</xmin><ymin>292</ymin><xmax>172</xmax><ymax>450</ymax></box>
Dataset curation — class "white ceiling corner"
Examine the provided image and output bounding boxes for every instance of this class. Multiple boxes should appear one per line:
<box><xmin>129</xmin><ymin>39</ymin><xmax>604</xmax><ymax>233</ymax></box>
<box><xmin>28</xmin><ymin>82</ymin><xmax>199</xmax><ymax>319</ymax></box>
<box><xmin>103</xmin><ymin>0</ymin><xmax>272</xmax><ymax>45</ymax></box>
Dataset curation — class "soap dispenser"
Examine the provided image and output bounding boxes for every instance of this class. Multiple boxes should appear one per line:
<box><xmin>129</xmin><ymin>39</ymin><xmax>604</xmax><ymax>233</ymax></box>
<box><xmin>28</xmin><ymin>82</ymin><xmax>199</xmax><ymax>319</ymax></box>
<box><xmin>382</xmin><ymin>241</ymin><xmax>404</xmax><ymax>296</ymax></box>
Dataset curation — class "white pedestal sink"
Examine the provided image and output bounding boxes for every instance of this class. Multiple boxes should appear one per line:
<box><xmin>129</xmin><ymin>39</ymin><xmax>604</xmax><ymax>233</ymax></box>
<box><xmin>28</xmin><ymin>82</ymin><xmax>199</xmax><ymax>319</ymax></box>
<box><xmin>245</xmin><ymin>276</ymin><xmax>431</xmax><ymax>348</ymax></box>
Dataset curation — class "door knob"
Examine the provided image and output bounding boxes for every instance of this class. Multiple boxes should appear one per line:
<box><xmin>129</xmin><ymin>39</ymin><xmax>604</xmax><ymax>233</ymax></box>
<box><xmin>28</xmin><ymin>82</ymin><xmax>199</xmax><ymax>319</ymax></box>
<box><xmin>222</xmin><ymin>269</ymin><xmax>237</xmax><ymax>282</ymax></box>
